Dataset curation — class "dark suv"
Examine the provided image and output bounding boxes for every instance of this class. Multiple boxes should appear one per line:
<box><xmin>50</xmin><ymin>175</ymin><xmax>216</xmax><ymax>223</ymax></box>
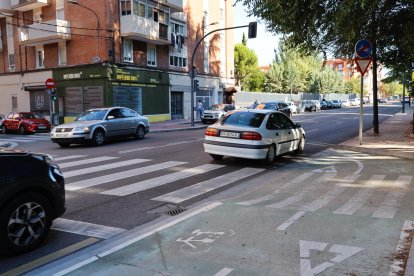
<box><xmin>0</xmin><ymin>150</ymin><xmax>65</xmax><ymax>255</ymax></box>
<box><xmin>254</xmin><ymin>101</ymin><xmax>292</xmax><ymax>117</ymax></box>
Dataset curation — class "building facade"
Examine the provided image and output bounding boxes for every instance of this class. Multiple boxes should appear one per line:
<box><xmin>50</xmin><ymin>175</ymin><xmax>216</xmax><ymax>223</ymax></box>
<box><xmin>0</xmin><ymin>0</ymin><xmax>235</xmax><ymax>122</ymax></box>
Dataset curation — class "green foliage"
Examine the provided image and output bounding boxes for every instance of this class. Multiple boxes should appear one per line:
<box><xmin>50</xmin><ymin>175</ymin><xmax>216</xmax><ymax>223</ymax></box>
<box><xmin>245</xmin><ymin>69</ymin><xmax>266</xmax><ymax>91</ymax></box>
<box><xmin>234</xmin><ymin>43</ymin><xmax>260</xmax><ymax>90</ymax></box>
<box><xmin>380</xmin><ymin>81</ymin><xmax>404</xmax><ymax>97</ymax></box>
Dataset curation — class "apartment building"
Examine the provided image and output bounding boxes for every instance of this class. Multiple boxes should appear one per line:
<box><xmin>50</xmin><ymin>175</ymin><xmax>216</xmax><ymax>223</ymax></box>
<box><xmin>0</xmin><ymin>0</ymin><xmax>235</xmax><ymax>122</ymax></box>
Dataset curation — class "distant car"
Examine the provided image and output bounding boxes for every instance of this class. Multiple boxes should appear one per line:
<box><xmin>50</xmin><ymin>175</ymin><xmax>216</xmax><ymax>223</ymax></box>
<box><xmin>349</xmin><ymin>98</ymin><xmax>360</xmax><ymax>106</ymax></box>
<box><xmin>401</xmin><ymin>97</ymin><xmax>410</xmax><ymax>104</ymax></box>
<box><xmin>254</xmin><ymin>101</ymin><xmax>292</xmax><ymax>117</ymax></box>
<box><xmin>341</xmin><ymin>100</ymin><xmax>351</xmax><ymax>107</ymax></box>
<box><xmin>320</xmin><ymin>101</ymin><xmax>328</xmax><ymax>110</ymax></box>
<box><xmin>1</xmin><ymin>112</ymin><xmax>51</xmax><ymax>135</ymax></box>
<box><xmin>203</xmin><ymin>109</ymin><xmax>305</xmax><ymax>163</ymax></box>
<box><xmin>302</xmin><ymin>100</ymin><xmax>317</xmax><ymax>112</ymax></box>
<box><xmin>325</xmin><ymin>100</ymin><xmax>335</xmax><ymax>109</ymax></box>
<box><xmin>331</xmin><ymin>100</ymin><xmax>342</xmax><ymax>108</ymax></box>
<box><xmin>286</xmin><ymin>101</ymin><xmax>298</xmax><ymax>114</ymax></box>
<box><xmin>50</xmin><ymin>107</ymin><xmax>149</xmax><ymax>147</ymax></box>
<box><xmin>202</xmin><ymin>104</ymin><xmax>235</xmax><ymax>124</ymax></box>
<box><xmin>378</xmin><ymin>98</ymin><xmax>387</xmax><ymax>103</ymax></box>
<box><xmin>0</xmin><ymin>149</ymin><xmax>65</xmax><ymax>255</ymax></box>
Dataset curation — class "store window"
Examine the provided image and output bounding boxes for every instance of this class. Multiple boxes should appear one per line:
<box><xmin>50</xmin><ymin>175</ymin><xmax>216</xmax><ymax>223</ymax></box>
<box><xmin>113</xmin><ymin>86</ymin><xmax>143</xmax><ymax>115</ymax></box>
<box><xmin>147</xmin><ymin>45</ymin><xmax>156</xmax><ymax>66</ymax></box>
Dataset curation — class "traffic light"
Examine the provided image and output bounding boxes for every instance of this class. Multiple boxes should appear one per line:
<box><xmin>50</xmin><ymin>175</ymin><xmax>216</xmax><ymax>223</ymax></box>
<box><xmin>51</xmin><ymin>90</ymin><xmax>57</xmax><ymax>102</ymax></box>
<box><xmin>248</xmin><ymin>22</ymin><xmax>257</xmax><ymax>39</ymax></box>
<box><xmin>193</xmin><ymin>79</ymin><xmax>200</xmax><ymax>92</ymax></box>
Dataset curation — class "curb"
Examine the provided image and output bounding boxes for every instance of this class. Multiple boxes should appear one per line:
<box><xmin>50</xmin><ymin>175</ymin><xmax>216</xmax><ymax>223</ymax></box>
<box><xmin>337</xmin><ymin>144</ymin><xmax>414</xmax><ymax>160</ymax></box>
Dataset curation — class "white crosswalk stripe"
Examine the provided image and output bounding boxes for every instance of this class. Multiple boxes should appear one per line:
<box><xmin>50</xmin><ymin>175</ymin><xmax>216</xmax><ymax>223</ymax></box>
<box><xmin>101</xmin><ymin>164</ymin><xmax>225</xmax><ymax>196</ymax></box>
<box><xmin>152</xmin><ymin>167</ymin><xmax>265</xmax><ymax>203</ymax></box>
<box><xmin>55</xmin><ymin>155</ymin><xmax>88</xmax><ymax>162</ymax></box>
<box><xmin>66</xmin><ymin>161</ymin><xmax>187</xmax><ymax>191</ymax></box>
<box><xmin>63</xmin><ymin>158</ymin><xmax>150</xmax><ymax>178</ymax></box>
<box><xmin>59</xmin><ymin>156</ymin><xmax>119</xmax><ymax>169</ymax></box>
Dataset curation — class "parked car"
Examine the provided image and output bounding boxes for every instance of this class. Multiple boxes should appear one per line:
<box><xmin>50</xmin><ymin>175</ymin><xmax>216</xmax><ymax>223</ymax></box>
<box><xmin>341</xmin><ymin>100</ymin><xmax>351</xmax><ymax>107</ymax></box>
<box><xmin>202</xmin><ymin>104</ymin><xmax>235</xmax><ymax>124</ymax></box>
<box><xmin>50</xmin><ymin>107</ymin><xmax>149</xmax><ymax>147</ymax></box>
<box><xmin>286</xmin><ymin>101</ymin><xmax>298</xmax><ymax>114</ymax></box>
<box><xmin>203</xmin><ymin>109</ymin><xmax>305</xmax><ymax>164</ymax></box>
<box><xmin>320</xmin><ymin>101</ymin><xmax>328</xmax><ymax>110</ymax></box>
<box><xmin>325</xmin><ymin>100</ymin><xmax>335</xmax><ymax>109</ymax></box>
<box><xmin>0</xmin><ymin>149</ymin><xmax>65</xmax><ymax>255</ymax></box>
<box><xmin>331</xmin><ymin>100</ymin><xmax>342</xmax><ymax>108</ymax></box>
<box><xmin>302</xmin><ymin>100</ymin><xmax>318</xmax><ymax>112</ymax></box>
<box><xmin>254</xmin><ymin>101</ymin><xmax>292</xmax><ymax>117</ymax></box>
<box><xmin>1</xmin><ymin>112</ymin><xmax>51</xmax><ymax>135</ymax></box>
<box><xmin>349</xmin><ymin>98</ymin><xmax>360</xmax><ymax>106</ymax></box>
<box><xmin>401</xmin><ymin>97</ymin><xmax>410</xmax><ymax>104</ymax></box>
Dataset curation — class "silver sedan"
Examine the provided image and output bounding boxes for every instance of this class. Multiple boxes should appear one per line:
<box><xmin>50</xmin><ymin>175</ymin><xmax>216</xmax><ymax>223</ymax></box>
<box><xmin>51</xmin><ymin>107</ymin><xmax>149</xmax><ymax>147</ymax></box>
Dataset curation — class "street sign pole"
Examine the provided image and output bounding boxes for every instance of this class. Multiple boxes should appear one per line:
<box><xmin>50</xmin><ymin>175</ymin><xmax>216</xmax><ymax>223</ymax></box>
<box><xmin>359</xmin><ymin>76</ymin><xmax>364</xmax><ymax>145</ymax></box>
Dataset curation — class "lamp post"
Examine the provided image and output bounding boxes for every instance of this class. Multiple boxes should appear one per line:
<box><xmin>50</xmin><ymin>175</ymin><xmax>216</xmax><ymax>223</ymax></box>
<box><xmin>67</xmin><ymin>0</ymin><xmax>100</xmax><ymax>63</ymax></box>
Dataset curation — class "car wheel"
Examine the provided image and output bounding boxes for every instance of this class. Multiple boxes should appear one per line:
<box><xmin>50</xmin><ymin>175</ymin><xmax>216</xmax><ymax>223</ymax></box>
<box><xmin>135</xmin><ymin>126</ymin><xmax>145</xmax><ymax>139</ymax></box>
<box><xmin>0</xmin><ymin>193</ymin><xmax>52</xmax><ymax>256</ymax></box>
<box><xmin>92</xmin><ymin>129</ymin><xmax>105</xmax><ymax>146</ymax></box>
<box><xmin>295</xmin><ymin>135</ymin><xmax>305</xmax><ymax>154</ymax></box>
<box><xmin>210</xmin><ymin>154</ymin><xmax>223</xmax><ymax>160</ymax></box>
<box><xmin>58</xmin><ymin>142</ymin><xmax>70</xmax><ymax>148</ymax></box>
<box><xmin>19</xmin><ymin>126</ymin><xmax>26</xmax><ymax>135</ymax></box>
<box><xmin>263</xmin><ymin>144</ymin><xmax>275</xmax><ymax>164</ymax></box>
<box><xmin>0</xmin><ymin>125</ymin><xmax>7</xmax><ymax>134</ymax></box>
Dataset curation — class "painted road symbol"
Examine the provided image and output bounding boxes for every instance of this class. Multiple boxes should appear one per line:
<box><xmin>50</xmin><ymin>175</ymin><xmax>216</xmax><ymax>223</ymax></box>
<box><xmin>300</xmin><ymin>240</ymin><xmax>364</xmax><ymax>276</ymax></box>
<box><xmin>177</xmin><ymin>229</ymin><xmax>235</xmax><ymax>254</ymax></box>
<box><xmin>311</xmin><ymin>166</ymin><xmax>337</xmax><ymax>173</ymax></box>
<box><xmin>355</xmin><ymin>39</ymin><xmax>372</xmax><ymax>58</ymax></box>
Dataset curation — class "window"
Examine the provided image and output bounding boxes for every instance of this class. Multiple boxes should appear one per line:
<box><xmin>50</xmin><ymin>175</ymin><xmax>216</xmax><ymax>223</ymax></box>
<box><xmin>133</xmin><ymin>0</ymin><xmax>139</xmax><ymax>15</ymax></box>
<box><xmin>121</xmin><ymin>0</ymin><xmax>131</xmax><ymax>15</ymax></box>
<box><xmin>12</xmin><ymin>96</ymin><xmax>18</xmax><ymax>111</ymax></box>
<box><xmin>169</xmin><ymin>54</ymin><xmax>187</xmax><ymax>68</ymax></box>
<box><xmin>56</xmin><ymin>0</ymin><xmax>64</xmax><ymax>20</ymax></box>
<box><xmin>147</xmin><ymin>45</ymin><xmax>156</xmax><ymax>66</ymax></box>
<box><xmin>123</xmin><ymin>39</ymin><xmax>133</xmax><ymax>62</ymax></box>
<box><xmin>36</xmin><ymin>47</ymin><xmax>44</xmax><ymax>68</ymax></box>
<box><xmin>171</xmin><ymin>22</ymin><xmax>185</xmax><ymax>35</ymax></box>
<box><xmin>147</xmin><ymin>5</ymin><xmax>153</xmax><ymax>19</ymax></box>
<box><xmin>58</xmin><ymin>42</ymin><xmax>67</xmax><ymax>65</ymax></box>
<box><xmin>8</xmin><ymin>54</ymin><xmax>15</xmax><ymax>71</ymax></box>
<box><xmin>139</xmin><ymin>2</ymin><xmax>146</xmax><ymax>17</ymax></box>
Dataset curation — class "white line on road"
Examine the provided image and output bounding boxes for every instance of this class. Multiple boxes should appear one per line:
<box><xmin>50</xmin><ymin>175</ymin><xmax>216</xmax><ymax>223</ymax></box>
<box><xmin>372</xmin><ymin>175</ymin><xmax>413</xmax><ymax>219</ymax></box>
<box><xmin>66</xmin><ymin>161</ymin><xmax>187</xmax><ymax>191</ymax></box>
<box><xmin>54</xmin><ymin>155</ymin><xmax>88</xmax><ymax>162</ymax></box>
<box><xmin>63</xmin><ymin>158</ymin><xmax>151</xmax><ymax>178</ymax></box>
<box><xmin>52</xmin><ymin>218</ymin><xmax>125</xmax><ymax>239</ymax></box>
<box><xmin>118</xmin><ymin>138</ymin><xmax>204</xmax><ymax>154</ymax></box>
<box><xmin>305</xmin><ymin>129</ymin><xmax>318</xmax><ymax>133</ymax></box>
<box><xmin>101</xmin><ymin>164</ymin><xmax>225</xmax><ymax>196</ymax></box>
<box><xmin>214</xmin><ymin>267</ymin><xmax>234</xmax><ymax>276</ymax></box>
<box><xmin>276</xmin><ymin>211</ymin><xmax>306</xmax><ymax>231</ymax></box>
<box><xmin>152</xmin><ymin>167</ymin><xmax>264</xmax><ymax>203</ymax></box>
<box><xmin>333</xmin><ymin>175</ymin><xmax>386</xmax><ymax>215</ymax></box>
<box><xmin>59</xmin><ymin>156</ymin><xmax>119</xmax><ymax>169</ymax></box>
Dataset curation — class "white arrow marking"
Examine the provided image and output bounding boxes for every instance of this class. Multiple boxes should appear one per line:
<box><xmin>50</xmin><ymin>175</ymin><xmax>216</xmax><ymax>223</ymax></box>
<box><xmin>300</xmin><ymin>240</ymin><xmax>364</xmax><ymax>276</ymax></box>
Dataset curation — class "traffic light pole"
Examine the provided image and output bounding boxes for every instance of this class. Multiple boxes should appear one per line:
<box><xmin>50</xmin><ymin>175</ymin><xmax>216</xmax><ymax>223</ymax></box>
<box><xmin>190</xmin><ymin>24</ymin><xmax>252</xmax><ymax>126</ymax></box>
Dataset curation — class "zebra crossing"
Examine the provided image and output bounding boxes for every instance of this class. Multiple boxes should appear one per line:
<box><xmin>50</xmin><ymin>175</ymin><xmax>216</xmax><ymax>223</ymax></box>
<box><xmin>58</xmin><ymin>155</ymin><xmax>264</xmax><ymax>203</ymax></box>
<box><xmin>237</xmin><ymin>171</ymin><xmax>413</xmax><ymax>220</ymax></box>
<box><xmin>0</xmin><ymin>135</ymin><xmax>50</xmax><ymax>143</ymax></box>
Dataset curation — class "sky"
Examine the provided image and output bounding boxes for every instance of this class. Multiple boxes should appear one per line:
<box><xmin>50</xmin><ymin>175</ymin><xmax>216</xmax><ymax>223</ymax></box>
<box><xmin>233</xmin><ymin>2</ymin><xmax>280</xmax><ymax>66</ymax></box>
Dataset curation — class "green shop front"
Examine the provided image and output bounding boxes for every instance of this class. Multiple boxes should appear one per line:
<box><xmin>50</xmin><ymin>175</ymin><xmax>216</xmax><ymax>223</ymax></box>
<box><xmin>53</xmin><ymin>64</ymin><xmax>170</xmax><ymax>123</ymax></box>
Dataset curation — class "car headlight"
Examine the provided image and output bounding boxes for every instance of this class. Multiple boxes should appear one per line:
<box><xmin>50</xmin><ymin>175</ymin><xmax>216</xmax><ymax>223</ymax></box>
<box><xmin>74</xmin><ymin>126</ymin><xmax>90</xmax><ymax>132</ymax></box>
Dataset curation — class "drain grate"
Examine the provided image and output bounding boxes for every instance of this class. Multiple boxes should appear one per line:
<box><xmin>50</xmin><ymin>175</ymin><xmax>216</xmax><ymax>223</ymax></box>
<box><xmin>166</xmin><ymin>207</ymin><xmax>186</xmax><ymax>216</ymax></box>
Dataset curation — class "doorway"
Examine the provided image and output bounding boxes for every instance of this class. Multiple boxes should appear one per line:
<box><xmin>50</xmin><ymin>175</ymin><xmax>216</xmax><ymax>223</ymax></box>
<box><xmin>171</xmin><ymin>92</ymin><xmax>183</xmax><ymax>119</ymax></box>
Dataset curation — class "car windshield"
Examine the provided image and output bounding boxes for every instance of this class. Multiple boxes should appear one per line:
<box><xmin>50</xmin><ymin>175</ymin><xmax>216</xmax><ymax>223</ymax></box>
<box><xmin>208</xmin><ymin>105</ymin><xmax>225</xmax><ymax>111</ymax></box>
<box><xmin>255</xmin><ymin>103</ymin><xmax>277</xmax><ymax>110</ymax></box>
<box><xmin>219</xmin><ymin>112</ymin><xmax>266</xmax><ymax>128</ymax></box>
<box><xmin>75</xmin><ymin>110</ymin><xmax>107</xmax><ymax>121</ymax></box>
<box><xmin>20</xmin><ymin>113</ymin><xmax>37</xmax><ymax>119</ymax></box>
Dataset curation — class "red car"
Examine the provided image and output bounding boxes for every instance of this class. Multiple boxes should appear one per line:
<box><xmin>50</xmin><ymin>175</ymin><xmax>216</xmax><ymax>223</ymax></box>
<box><xmin>1</xmin><ymin>112</ymin><xmax>51</xmax><ymax>134</ymax></box>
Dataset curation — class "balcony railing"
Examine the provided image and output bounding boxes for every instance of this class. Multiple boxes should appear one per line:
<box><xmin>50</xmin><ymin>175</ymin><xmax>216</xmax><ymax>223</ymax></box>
<box><xmin>121</xmin><ymin>15</ymin><xmax>171</xmax><ymax>45</ymax></box>
<box><xmin>19</xmin><ymin>19</ymin><xmax>71</xmax><ymax>46</ymax></box>
<box><xmin>11</xmin><ymin>0</ymin><xmax>50</xmax><ymax>12</ymax></box>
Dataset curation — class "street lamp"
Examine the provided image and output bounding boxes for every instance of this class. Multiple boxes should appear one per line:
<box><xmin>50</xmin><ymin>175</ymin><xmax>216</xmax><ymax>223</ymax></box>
<box><xmin>67</xmin><ymin>0</ymin><xmax>100</xmax><ymax>63</ymax></box>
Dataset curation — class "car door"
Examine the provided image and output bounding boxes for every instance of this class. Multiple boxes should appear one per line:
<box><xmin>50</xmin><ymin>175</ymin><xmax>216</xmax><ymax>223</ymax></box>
<box><xmin>278</xmin><ymin>114</ymin><xmax>300</xmax><ymax>152</ymax></box>
<box><xmin>105</xmin><ymin>108</ymin><xmax>126</xmax><ymax>137</ymax></box>
<box><xmin>11</xmin><ymin>113</ymin><xmax>21</xmax><ymax>131</ymax></box>
<box><xmin>120</xmin><ymin>108</ymin><xmax>138</xmax><ymax>135</ymax></box>
<box><xmin>266</xmin><ymin>113</ymin><xmax>289</xmax><ymax>155</ymax></box>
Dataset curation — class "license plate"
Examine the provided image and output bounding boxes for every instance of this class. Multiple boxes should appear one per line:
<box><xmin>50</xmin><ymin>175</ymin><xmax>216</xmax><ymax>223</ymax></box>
<box><xmin>55</xmin><ymin>133</ymin><xmax>69</xmax><ymax>138</ymax></box>
<box><xmin>220</xmin><ymin>131</ymin><xmax>240</xmax><ymax>138</ymax></box>
<box><xmin>38</xmin><ymin>125</ymin><xmax>46</xmax><ymax>129</ymax></box>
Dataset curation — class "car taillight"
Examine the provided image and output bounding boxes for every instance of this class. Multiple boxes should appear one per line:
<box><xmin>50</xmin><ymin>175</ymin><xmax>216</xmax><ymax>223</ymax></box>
<box><xmin>205</xmin><ymin>127</ymin><xmax>219</xmax><ymax>136</ymax></box>
<box><xmin>240</xmin><ymin>131</ymin><xmax>262</xmax><ymax>140</ymax></box>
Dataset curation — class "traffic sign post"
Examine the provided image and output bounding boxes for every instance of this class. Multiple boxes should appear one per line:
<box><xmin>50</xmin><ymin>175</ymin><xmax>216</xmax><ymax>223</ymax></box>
<box><xmin>355</xmin><ymin>39</ymin><xmax>372</xmax><ymax>146</ymax></box>
<box><xmin>45</xmin><ymin>78</ymin><xmax>55</xmax><ymax>89</ymax></box>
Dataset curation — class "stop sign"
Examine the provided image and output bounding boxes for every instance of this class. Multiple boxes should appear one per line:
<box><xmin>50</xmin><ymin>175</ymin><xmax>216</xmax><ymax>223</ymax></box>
<box><xmin>45</xmin><ymin>78</ymin><xmax>55</xmax><ymax>89</ymax></box>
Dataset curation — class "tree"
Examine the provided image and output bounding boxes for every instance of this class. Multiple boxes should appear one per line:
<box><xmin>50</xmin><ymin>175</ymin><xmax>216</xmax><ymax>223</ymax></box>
<box><xmin>380</xmin><ymin>82</ymin><xmax>403</xmax><ymax>98</ymax></box>
<box><xmin>234</xmin><ymin>43</ymin><xmax>259</xmax><ymax>90</ymax></box>
<box><xmin>236</xmin><ymin>0</ymin><xmax>414</xmax><ymax>133</ymax></box>
<box><xmin>245</xmin><ymin>69</ymin><xmax>266</xmax><ymax>91</ymax></box>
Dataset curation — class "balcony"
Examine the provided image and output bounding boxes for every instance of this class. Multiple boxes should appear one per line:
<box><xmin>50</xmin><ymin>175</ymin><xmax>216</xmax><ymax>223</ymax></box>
<box><xmin>121</xmin><ymin>15</ymin><xmax>171</xmax><ymax>45</ymax></box>
<box><xmin>166</xmin><ymin>0</ymin><xmax>183</xmax><ymax>12</ymax></box>
<box><xmin>11</xmin><ymin>0</ymin><xmax>50</xmax><ymax>12</ymax></box>
<box><xmin>0</xmin><ymin>1</ymin><xmax>13</xmax><ymax>18</ymax></box>
<box><xmin>19</xmin><ymin>19</ymin><xmax>71</xmax><ymax>46</ymax></box>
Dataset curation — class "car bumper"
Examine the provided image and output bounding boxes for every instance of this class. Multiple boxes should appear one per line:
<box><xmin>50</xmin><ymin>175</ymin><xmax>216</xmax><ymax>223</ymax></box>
<box><xmin>51</xmin><ymin>132</ymin><xmax>91</xmax><ymax>144</ymax></box>
<box><xmin>203</xmin><ymin>140</ymin><xmax>270</xmax><ymax>159</ymax></box>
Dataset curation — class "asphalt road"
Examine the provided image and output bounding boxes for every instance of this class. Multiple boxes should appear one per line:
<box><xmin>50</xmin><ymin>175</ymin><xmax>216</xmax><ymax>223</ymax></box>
<box><xmin>0</xmin><ymin>103</ymin><xmax>402</xmax><ymax>274</ymax></box>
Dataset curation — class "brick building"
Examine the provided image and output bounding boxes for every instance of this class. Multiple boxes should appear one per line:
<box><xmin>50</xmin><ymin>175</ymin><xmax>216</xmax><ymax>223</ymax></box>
<box><xmin>0</xmin><ymin>0</ymin><xmax>235</xmax><ymax>122</ymax></box>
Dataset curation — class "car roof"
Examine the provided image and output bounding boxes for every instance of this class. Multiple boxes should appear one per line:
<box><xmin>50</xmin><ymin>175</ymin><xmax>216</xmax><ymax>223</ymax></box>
<box><xmin>232</xmin><ymin>109</ymin><xmax>281</xmax><ymax>115</ymax></box>
<box><xmin>86</xmin><ymin>107</ymin><xmax>125</xmax><ymax>112</ymax></box>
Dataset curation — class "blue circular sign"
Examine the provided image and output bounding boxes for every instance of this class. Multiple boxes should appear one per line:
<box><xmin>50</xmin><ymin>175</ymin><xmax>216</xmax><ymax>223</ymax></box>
<box><xmin>355</xmin><ymin>39</ymin><xmax>372</xmax><ymax>58</ymax></box>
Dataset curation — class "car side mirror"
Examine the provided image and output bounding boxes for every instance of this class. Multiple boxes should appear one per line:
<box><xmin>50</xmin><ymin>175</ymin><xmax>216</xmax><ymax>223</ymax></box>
<box><xmin>107</xmin><ymin>115</ymin><xmax>115</xmax><ymax>120</ymax></box>
<box><xmin>295</xmin><ymin>123</ymin><xmax>301</xmax><ymax>128</ymax></box>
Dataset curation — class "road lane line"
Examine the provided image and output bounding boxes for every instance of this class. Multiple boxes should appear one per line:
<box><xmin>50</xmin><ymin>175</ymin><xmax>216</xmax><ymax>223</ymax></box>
<box><xmin>276</xmin><ymin>211</ymin><xmax>306</xmax><ymax>231</ymax></box>
<box><xmin>101</xmin><ymin>164</ymin><xmax>225</xmax><ymax>196</ymax></box>
<box><xmin>59</xmin><ymin>156</ymin><xmax>119</xmax><ymax>169</ymax></box>
<box><xmin>152</xmin><ymin>167</ymin><xmax>264</xmax><ymax>203</ymax></box>
<box><xmin>237</xmin><ymin>172</ymin><xmax>314</xmax><ymax>206</ymax></box>
<box><xmin>214</xmin><ymin>267</ymin><xmax>234</xmax><ymax>276</ymax></box>
<box><xmin>266</xmin><ymin>173</ymin><xmax>336</xmax><ymax>209</ymax></box>
<box><xmin>66</xmin><ymin>161</ymin><xmax>187</xmax><ymax>191</ymax></box>
<box><xmin>389</xmin><ymin>220</ymin><xmax>414</xmax><ymax>275</ymax></box>
<box><xmin>54</xmin><ymin>155</ymin><xmax>88</xmax><ymax>161</ymax></box>
<box><xmin>118</xmin><ymin>138</ymin><xmax>204</xmax><ymax>154</ymax></box>
<box><xmin>333</xmin><ymin>175</ymin><xmax>386</xmax><ymax>215</ymax></box>
<box><xmin>63</xmin><ymin>158</ymin><xmax>151</xmax><ymax>178</ymax></box>
<box><xmin>305</xmin><ymin>129</ymin><xmax>318</xmax><ymax>133</ymax></box>
<box><xmin>52</xmin><ymin>218</ymin><xmax>126</xmax><ymax>239</ymax></box>
<box><xmin>372</xmin><ymin>175</ymin><xmax>413</xmax><ymax>219</ymax></box>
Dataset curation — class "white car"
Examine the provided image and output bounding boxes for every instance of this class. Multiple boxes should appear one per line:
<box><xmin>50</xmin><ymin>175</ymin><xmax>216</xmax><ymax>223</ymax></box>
<box><xmin>202</xmin><ymin>104</ymin><xmax>235</xmax><ymax>124</ymax></box>
<box><xmin>286</xmin><ymin>101</ymin><xmax>298</xmax><ymax>114</ymax></box>
<box><xmin>203</xmin><ymin>110</ymin><xmax>305</xmax><ymax>163</ymax></box>
<box><xmin>341</xmin><ymin>100</ymin><xmax>351</xmax><ymax>107</ymax></box>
